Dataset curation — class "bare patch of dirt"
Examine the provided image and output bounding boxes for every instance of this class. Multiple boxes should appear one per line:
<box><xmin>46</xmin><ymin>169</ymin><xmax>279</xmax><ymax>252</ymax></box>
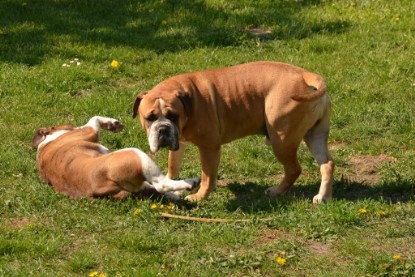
<box><xmin>256</xmin><ymin>229</ymin><xmax>294</xmax><ymax>245</ymax></box>
<box><xmin>6</xmin><ymin>217</ymin><xmax>31</xmax><ymax>230</ymax></box>
<box><xmin>348</xmin><ymin>154</ymin><xmax>397</xmax><ymax>184</ymax></box>
<box><xmin>217</xmin><ymin>179</ymin><xmax>234</xmax><ymax>187</ymax></box>
<box><xmin>372</xmin><ymin>237</ymin><xmax>415</xmax><ymax>257</ymax></box>
<box><xmin>308</xmin><ymin>240</ymin><xmax>332</xmax><ymax>256</ymax></box>
<box><xmin>329</xmin><ymin>141</ymin><xmax>348</xmax><ymax>151</ymax></box>
<box><xmin>256</xmin><ymin>229</ymin><xmax>333</xmax><ymax>257</ymax></box>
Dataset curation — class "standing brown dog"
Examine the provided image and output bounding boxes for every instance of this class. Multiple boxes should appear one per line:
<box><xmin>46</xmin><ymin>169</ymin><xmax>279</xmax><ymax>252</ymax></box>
<box><xmin>132</xmin><ymin>61</ymin><xmax>334</xmax><ymax>203</ymax></box>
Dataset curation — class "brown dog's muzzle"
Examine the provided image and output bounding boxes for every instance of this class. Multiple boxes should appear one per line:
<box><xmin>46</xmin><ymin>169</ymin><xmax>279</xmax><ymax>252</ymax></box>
<box><xmin>158</xmin><ymin>125</ymin><xmax>178</xmax><ymax>150</ymax></box>
<box><xmin>148</xmin><ymin>120</ymin><xmax>179</xmax><ymax>152</ymax></box>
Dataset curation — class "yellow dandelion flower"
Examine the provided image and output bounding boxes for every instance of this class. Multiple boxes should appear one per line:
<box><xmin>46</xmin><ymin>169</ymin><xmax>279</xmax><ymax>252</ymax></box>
<box><xmin>98</xmin><ymin>273</ymin><xmax>107</xmax><ymax>277</ymax></box>
<box><xmin>133</xmin><ymin>208</ymin><xmax>142</xmax><ymax>215</ymax></box>
<box><xmin>394</xmin><ymin>17</ymin><xmax>400</xmax><ymax>22</ymax></box>
<box><xmin>150</xmin><ymin>203</ymin><xmax>158</xmax><ymax>210</ymax></box>
<box><xmin>275</xmin><ymin>256</ymin><xmax>286</xmax><ymax>265</ymax></box>
<box><xmin>89</xmin><ymin>272</ymin><xmax>99</xmax><ymax>277</ymax></box>
<box><xmin>393</xmin><ymin>254</ymin><xmax>401</xmax><ymax>260</ymax></box>
<box><xmin>377</xmin><ymin>210</ymin><xmax>387</xmax><ymax>216</ymax></box>
<box><xmin>161</xmin><ymin>20</ymin><xmax>168</xmax><ymax>25</ymax></box>
<box><xmin>358</xmin><ymin>208</ymin><xmax>368</xmax><ymax>214</ymax></box>
<box><xmin>167</xmin><ymin>202</ymin><xmax>175</xmax><ymax>210</ymax></box>
<box><xmin>111</xmin><ymin>60</ymin><xmax>119</xmax><ymax>68</ymax></box>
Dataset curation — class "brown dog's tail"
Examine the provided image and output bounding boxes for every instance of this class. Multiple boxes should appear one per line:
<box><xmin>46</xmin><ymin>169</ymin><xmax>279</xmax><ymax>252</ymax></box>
<box><xmin>291</xmin><ymin>71</ymin><xmax>327</xmax><ymax>102</ymax></box>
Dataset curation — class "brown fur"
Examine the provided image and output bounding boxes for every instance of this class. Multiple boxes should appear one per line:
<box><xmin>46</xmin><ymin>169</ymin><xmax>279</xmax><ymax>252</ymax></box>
<box><xmin>35</xmin><ymin>126</ymin><xmax>146</xmax><ymax>199</ymax></box>
<box><xmin>133</xmin><ymin>61</ymin><xmax>334</xmax><ymax>203</ymax></box>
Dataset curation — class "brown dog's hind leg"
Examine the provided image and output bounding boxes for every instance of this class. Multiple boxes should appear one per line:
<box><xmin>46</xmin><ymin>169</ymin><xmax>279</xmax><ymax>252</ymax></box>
<box><xmin>265</xmin><ymin>139</ymin><xmax>302</xmax><ymax>197</ymax></box>
<box><xmin>304</xmin><ymin>118</ymin><xmax>334</xmax><ymax>203</ymax></box>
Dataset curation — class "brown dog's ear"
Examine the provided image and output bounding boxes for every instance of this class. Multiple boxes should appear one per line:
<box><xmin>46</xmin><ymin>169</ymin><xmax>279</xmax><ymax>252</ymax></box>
<box><xmin>177</xmin><ymin>92</ymin><xmax>192</xmax><ymax>117</ymax></box>
<box><xmin>132</xmin><ymin>91</ymin><xmax>147</xmax><ymax>119</ymax></box>
<box><xmin>32</xmin><ymin>128</ymin><xmax>49</xmax><ymax>148</ymax></box>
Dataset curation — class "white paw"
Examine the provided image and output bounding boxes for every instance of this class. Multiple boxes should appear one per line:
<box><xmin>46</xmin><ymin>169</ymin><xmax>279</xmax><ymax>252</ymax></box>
<box><xmin>174</xmin><ymin>190</ymin><xmax>185</xmax><ymax>196</ymax></box>
<box><xmin>313</xmin><ymin>194</ymin><xmax>332</xmax><ymax>204</ymax></box>
<box><xmin>184</xmin><ymin>178</ymin><xmax>201</xmax><ymax>191</ymax></box>
<box><xmin>87</xmin><ymin>116</ymin><xmax>124</xmax><ymax>132</ymax></box>
<box><xmin>164</xmin><ymin>192</ymin><xmax>180</xmax><ymax>201</ymax></box>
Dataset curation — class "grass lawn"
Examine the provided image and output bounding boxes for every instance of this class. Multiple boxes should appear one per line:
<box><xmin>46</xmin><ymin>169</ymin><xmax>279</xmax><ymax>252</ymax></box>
<box><xmin>1</xmin><ymin>0</ymin><xmax>415</xmax><ymax>276</ymax></box>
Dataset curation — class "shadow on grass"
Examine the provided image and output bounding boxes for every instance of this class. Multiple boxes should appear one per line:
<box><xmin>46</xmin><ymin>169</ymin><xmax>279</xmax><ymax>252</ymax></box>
<box><xmin>225</xmin><ymin>178</ymin><xmax>415</xmax><ymax>213</ymax></box>
<box><xmin>0</xmin><ymin>0</ymin><xmax>350</xmax><ymax>65</ymax></box>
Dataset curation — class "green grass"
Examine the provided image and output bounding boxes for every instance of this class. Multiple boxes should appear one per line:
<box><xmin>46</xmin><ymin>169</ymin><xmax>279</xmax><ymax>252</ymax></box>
<box><xmin>1</xmin><ymin>0</ymin><xmax>415</xmax><ymax>276</ymax></box>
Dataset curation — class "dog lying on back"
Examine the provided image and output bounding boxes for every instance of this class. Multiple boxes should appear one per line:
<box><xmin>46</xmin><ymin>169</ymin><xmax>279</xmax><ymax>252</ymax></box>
<box><xmin>32</xmin><ymin>116</ymin><xmax>198</xmax><ymax>199</ymax></box>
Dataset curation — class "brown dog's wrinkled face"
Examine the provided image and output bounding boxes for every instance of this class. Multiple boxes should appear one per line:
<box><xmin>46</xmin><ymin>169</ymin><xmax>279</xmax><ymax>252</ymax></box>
<box><xmin>132</xmin><ymin>91</ymin><xmax>191</xmax><ymax>153</ymax></box>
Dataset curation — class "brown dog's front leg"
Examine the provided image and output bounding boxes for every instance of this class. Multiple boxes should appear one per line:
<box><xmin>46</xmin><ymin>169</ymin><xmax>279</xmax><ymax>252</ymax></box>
<box><xmin>167</xmin><ymin>143</ymin><xmax>187</xmax><ymax>179</ymax></box>
<box><xmin>185</xmin><ymin>146</ymin><xmax>221</xmax><ymax>201</ymax></box>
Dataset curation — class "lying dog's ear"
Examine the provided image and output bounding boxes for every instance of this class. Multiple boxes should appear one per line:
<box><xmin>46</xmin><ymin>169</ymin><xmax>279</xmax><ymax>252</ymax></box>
<box><xmin>177</xmin><ymin>92</ymin><xmax>192</xmax><ymax>117</ymax></box>
<box><xmin>132</xmin><ymin>91</ymin><xmax>147</xmax><ymax>119</ymax></box>
<box><xmin>32</xmin><ymin>128</ymin><xmax>49</xmax><ymax>148</ymax></box>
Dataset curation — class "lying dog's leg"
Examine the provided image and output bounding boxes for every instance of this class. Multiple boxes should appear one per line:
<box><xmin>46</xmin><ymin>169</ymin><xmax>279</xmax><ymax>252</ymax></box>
<box><xmin>132</xmin><ymin>181</ymin><xmax>182</xmax><ymax>201</ymax></box>
<box><xmin>134</xmin><ymin>149</ymin><xmax>200</xmax><ymax>193</ymax></box>
<box><xmin>304</xmin><ymin>116</ymin><xmax>334</xmax><ymax>203</ymax></box>
<box><xmin>84</xmin><ymin>116</ymin><xmax>124</xmax><ymax>133</ymax></box>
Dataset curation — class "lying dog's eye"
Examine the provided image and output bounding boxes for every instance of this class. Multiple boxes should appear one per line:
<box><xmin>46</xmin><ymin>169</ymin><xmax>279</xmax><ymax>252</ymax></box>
<box><xmin>145</xmin><ymin>114</ymin><xmax>157</xmax><ymax>122</ymax></box>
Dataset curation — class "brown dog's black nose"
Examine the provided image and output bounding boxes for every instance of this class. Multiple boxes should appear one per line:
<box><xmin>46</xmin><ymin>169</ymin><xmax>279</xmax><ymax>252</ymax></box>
<box><xmin>159</xmin><ymin>127</ymin><xmax>170</xmax><ymax>137</ymax></box>
<box><xmin>158</xmin><ymin>127</ymin><xmax>171</xmax><ymax>148</ymax></box>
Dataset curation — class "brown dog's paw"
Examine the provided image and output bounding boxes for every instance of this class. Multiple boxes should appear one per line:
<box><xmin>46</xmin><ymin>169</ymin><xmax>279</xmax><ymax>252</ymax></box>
<box><xmin>184</xmin><ymin>192</ymin><xmax>206</xmax><ymax>202</ymax></box>
<box><xmin>264</xmin><ymin>186</ymin><xmax>286</xmax><ymax>197</ymax></box>
<box><xmin>312</xmin><ymin>194</ymin><xmax>332</xmax><ymax>204</ymax></box>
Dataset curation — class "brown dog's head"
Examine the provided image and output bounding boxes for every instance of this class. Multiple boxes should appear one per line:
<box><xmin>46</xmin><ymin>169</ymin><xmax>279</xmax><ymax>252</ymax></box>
<box><xmin>132</xmin><ymin>90</ymin><xmax>191</xmax><ymax>153</ymax></box>
<box><xmin>32</xmin><ymin>124</ymin><xmax>75</xmax><ymax>148</ymax></box>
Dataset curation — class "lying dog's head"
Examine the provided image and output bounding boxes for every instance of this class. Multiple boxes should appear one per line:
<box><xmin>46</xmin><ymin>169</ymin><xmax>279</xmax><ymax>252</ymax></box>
<box><xmin>132</xmin><ymin>90</ymin><xmax>191</xmax><ymax>153</ymax></box>
<box><xmin>32</xmin><ymin>124</ymin><xmax>75</xmax><ymax>148</ymax></box>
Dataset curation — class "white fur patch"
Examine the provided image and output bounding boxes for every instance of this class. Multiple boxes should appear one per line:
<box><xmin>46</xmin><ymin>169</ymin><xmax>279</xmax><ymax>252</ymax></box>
<box><xmin>113</xmin><ymin>148</ymin><xmax>161</xmax><ymax>183</ymax></box>
<box><xmin>148</xmin><ymin>99</ymin><xmax>170</xmax><ymax>153</ymax></box>
<box><xmin>158</xmin><ymin>98</ymin><xmax>166</xmax><ymax>110</ymax></box>
<box><xmin>37</xmin><ymin>130</ymin><xmax>70</xmax><ymax>149</ymax></box>
<box><xmin>97</xmin><ymin>145</ymin><xmax>110</xmax><ymax>154</ymax></box>
<box><xmin>83</xmin><ymin>116</ymin><xmax>119</xmax><ymax>131</ymax></box>
<box><xmin>115</xmin><ymin>148</ymin><xmax>192</xmax><ymax>192</ymax></box>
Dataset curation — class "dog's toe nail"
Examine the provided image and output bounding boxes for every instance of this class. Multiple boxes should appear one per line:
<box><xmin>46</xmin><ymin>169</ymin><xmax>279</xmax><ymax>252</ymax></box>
<box><xmin>185</xmin><ymin>194</ymin><xmax>201</xmax><ymax>202</ymax></box>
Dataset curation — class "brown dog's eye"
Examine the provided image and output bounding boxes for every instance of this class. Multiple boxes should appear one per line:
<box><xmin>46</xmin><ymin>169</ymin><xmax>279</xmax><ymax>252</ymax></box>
<box><xmin>145</xmin><ymin>114</ymin><xmax>157</xmax><ymax>122</ymax></box>
<box><xmin>166</xmin><ymin>111</ymin><xmax>179</xmax><ymax>123</ymax></box>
